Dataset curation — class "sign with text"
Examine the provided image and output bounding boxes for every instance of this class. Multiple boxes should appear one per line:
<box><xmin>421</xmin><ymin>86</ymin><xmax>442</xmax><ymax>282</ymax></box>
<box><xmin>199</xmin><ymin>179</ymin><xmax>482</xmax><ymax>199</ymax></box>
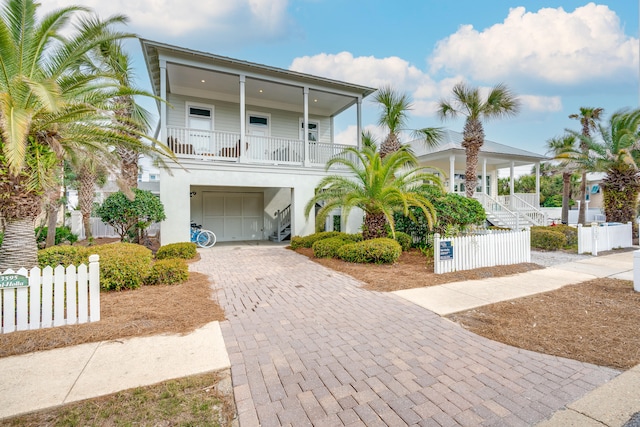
<box><xmin>0</xmin><ymin>273</ymin><xmax>29</xmax><ymax>288</ymax></box>
<box><xmin>439</xmin><ymin>241</ymin><xmax>453</xmax><ymax>260</ymax></box>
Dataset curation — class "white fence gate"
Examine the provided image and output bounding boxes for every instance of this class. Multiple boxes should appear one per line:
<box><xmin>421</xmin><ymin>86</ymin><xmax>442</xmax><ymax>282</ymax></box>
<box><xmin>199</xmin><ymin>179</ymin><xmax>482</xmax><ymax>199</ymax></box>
<box><xmin>1</xmin><ymin>255</ymin><xmax>100</xmax><ymax>334</ymax></box>
<box><xmin>434</xmin><ymin>229</ymin><xmax>531</xmax><ymax>274</ymax></box>
<box><xmin>577</xmin><ymin>222</ymin><xmax>633</xmax><ymax>255</ymax></box>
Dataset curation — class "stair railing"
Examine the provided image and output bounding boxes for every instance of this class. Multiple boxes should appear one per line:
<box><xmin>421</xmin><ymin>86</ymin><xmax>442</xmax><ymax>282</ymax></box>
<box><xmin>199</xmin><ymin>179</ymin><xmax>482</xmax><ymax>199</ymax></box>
<box><xmin>497</xmin><ymin>194</ymin><xmax>547</xmax><ymax>226</ymax></box>
<box><xmin>273</xmin><ymin>204</ymin><xmax>292</xmax><ymax>242</ymax></box>
<box><xmin>474</xmin><ymin>193</ymin><xmax>522</xmax><ymax>229</ymax></box>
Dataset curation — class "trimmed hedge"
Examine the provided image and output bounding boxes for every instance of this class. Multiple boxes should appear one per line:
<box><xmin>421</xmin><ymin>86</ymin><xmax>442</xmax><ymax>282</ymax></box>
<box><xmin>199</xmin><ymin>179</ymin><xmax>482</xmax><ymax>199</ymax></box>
<box><xmin>155</xmin><ymin>242</ymin><xmax>198</xmax><ymax>260</ymax></box>
<box><xmin>146</xmin><ymin>259</ymin><xmax>189</xmax><ymax>285</ymax></box>
<box><xmin>290</xmin><ymin>231</ymin><xmax>346</xmax><ymax>249</ymax></box>
<box><xmin>531</xmin><ymin>228</ymin><xmax>566</xmax><ymax>251</ymax></box>
<box><xmin>312</xmin><ymin>237</ymin><xmax>348</xmax><ymax>258</ymax></box>
<box><xmin>393</xmin><ymin>231</ymin><xmax>413</xmax><ymax>251</ymax></box>
<box><xmin>337</xmin><ymin>238</ymin><xmax>402</xmax><ymax>264</ymax></box>
<box><xmin>91</xmin><ymin>243</ymin><xmax>153</xmax><ymax>291</ymax></box>
<box><xmin>38</xmin><ymin>246</ymin><xmax>90</xmax><ymax>268</ymax></box>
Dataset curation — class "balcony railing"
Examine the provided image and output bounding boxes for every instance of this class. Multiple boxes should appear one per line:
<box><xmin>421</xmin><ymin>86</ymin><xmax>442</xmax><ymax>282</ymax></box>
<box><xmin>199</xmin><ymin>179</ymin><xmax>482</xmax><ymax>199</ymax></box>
<box><xmin>166</xmin><ymin>126</ymin><xmax>355</xmax><ymax>167</ymax></box>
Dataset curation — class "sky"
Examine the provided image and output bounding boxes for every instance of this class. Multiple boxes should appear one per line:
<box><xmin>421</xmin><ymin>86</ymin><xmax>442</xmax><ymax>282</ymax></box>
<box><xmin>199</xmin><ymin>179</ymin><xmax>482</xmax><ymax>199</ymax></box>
<box><xmin>40</xmin><ymin>0</ymin><xmax>639</xmax><ymax>163</ymax></box>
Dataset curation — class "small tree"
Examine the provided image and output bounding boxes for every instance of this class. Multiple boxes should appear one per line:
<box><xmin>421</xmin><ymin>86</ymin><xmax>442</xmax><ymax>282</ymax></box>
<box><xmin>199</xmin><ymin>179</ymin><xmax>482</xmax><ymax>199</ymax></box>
<box><xmin>97</xmin><ymin>189</ymin><xmax>166</xmax><ymax>242</ymax></box>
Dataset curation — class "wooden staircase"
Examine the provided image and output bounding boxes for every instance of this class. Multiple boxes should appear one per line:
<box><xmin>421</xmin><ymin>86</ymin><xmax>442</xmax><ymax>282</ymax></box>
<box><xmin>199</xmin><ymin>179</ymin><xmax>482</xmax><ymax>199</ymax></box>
<box><xmin>269</xmin><ymin>204</ymin><xmax>291</xmax><ymax>242</ymax></box>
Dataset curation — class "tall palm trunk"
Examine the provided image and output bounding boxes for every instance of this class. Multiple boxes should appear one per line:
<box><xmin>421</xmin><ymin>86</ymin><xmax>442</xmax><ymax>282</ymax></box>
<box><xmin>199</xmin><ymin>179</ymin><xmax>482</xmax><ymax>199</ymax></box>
<box><xmin>379</xmin><ymin>132</ymin><xmax>401</xmax><ymax>159</ymax></box>
<box><xmin>462</xmin><ymin>118</ymin><xmax>484</xmax><ymax>198</ymax></box>
<box><xmin>578</xmin><ymin>172</ymin><xmax>587</xmax><ymax>224</ymax></box>
<box><xmin>601</xmin><ymin>164</ymin><xmax>640</xmax><ymax>224</ymax></box>
<box><xmin>78</xmin><ymin>164</ymin><xmax>97</xmax><ymax>239</ymax></box>
<box><xmin>117</xmin><ymin>146</ymin><xmax>139</xmax><ymax>189</ymax></box>
<box><xmin>561</xmin><ymin>172</ymin><xmax>571</xmax><ymax>224</ymax></box>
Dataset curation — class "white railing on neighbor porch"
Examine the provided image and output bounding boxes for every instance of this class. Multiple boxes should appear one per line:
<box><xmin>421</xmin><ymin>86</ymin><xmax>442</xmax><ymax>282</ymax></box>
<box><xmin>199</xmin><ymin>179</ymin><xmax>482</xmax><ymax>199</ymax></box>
<box><xmin>434</xmin><ymin>229</ymin><xmax>531</xmax><ymax>274</ymax></box>
<box><xmin>1</xmin><ymin>255</ymin><xmax>100</xmax><ymax>334</ymax></box>
<box><xmin>577</xmin><ymin>222</ymin><xmax>633</xmax><ymax>255</ymax></box>
<box><xmin>497</xmin><ymin>194</ymin><xmax>547</xmax><ymax>226</ymax></box>
<box><xmin>166</xmin><ymin>126</ymin><xmax>355</xmax><ymax>166</ymax></box>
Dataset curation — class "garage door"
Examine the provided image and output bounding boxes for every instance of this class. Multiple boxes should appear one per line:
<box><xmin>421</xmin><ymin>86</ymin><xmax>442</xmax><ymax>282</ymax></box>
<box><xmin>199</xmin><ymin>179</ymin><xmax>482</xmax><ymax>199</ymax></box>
<box><xmin>202</xmin><ymin>192</ymin><xmax>263</xmax><ymax>242</ymax></box>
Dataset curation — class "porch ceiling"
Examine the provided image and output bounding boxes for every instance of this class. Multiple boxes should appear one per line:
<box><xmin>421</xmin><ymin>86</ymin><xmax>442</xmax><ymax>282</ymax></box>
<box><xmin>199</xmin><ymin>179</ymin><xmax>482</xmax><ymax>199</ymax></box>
<box><xmin>168</xmin><ymin>63</ymin><xmax>355</xmax><ymax>116</ymax></box>
<box><xmin>141</xmin><ymin>39</ymin><xmax>376</xmax><ymax>117</ymax></box>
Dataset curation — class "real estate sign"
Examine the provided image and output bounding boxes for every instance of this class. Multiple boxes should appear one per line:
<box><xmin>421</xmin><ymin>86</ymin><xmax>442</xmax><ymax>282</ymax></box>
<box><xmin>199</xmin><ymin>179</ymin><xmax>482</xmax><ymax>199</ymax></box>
<box><xmin>440</xmin><ymin>241</ymin><xmax>453</xmax><ymax>261</ymax></box>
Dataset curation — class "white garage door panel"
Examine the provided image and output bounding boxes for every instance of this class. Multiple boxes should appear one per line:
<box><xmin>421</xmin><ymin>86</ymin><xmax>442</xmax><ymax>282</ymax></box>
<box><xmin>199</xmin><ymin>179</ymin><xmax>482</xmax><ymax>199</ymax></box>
<box><xmin>202</xmin><ymin>192</ymin><xmax>263</xmax><ymax>241</ymax></box>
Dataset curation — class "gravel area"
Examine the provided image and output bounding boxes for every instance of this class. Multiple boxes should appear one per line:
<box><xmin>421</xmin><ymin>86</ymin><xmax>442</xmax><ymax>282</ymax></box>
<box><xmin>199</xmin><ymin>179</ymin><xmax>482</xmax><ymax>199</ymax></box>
<box><xmin>530</xmin><ymin>250</ymin><xmax>592</xmax><ymax>267</ymax></box>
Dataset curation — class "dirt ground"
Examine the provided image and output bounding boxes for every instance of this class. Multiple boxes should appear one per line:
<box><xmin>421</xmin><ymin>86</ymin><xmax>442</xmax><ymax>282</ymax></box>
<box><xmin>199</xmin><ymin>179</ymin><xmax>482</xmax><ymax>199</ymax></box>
<box><xmin>2</xmin><ymin>241</ymin><xmax>638</xmax><ymax>373</ymax></box>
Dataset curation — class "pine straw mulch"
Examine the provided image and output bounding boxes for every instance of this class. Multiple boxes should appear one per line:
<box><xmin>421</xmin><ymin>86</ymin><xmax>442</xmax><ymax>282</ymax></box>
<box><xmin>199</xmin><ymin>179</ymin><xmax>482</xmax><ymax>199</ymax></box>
<box><xmin>0</xmin><ymin>269</ymin><xmax>225</xmax><ymax>359</ymax></box>
<box><xmin>293</xmin><ymin>247</ymin><xmax>544</xmax><ymax>292</ymax></box>
<box><xmin>294</xmin><ymin>246</ymin><xmax>640</xmax><ymax>370</ymax></box>
<box><xmin>447</xmin><ymin>278</ymin><xmax>640</xmax><ymax>370</ymax></box>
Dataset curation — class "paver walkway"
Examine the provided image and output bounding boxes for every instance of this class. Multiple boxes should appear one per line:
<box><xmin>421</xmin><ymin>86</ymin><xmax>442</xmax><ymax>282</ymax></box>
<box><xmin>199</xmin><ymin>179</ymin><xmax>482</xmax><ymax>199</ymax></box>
<box><xmin>195</xmin><ymin>245</ymin><xmax>620</xmax><ymax>426</ymax></box>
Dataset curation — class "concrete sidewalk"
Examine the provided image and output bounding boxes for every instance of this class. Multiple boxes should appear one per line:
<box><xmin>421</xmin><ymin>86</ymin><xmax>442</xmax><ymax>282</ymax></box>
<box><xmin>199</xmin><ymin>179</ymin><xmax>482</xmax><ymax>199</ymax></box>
<box><xmin>393</xmin><ymin>250</ymin><xmax>634</xmax><ymax>316</ymax></box>
<box><xmin>0</xmin><ymin>321</ymin><xmax>230</xmax><ymax>419</ymax></box>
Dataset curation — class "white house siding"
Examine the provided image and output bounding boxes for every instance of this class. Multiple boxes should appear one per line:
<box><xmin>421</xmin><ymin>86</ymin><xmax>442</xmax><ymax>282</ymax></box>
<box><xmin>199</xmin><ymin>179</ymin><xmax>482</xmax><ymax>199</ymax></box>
<box><xmin>159</xmin><ymin>162</ymin><xmax>360</xmax><ymax>245</ymax></box>
<box><xmin>167</xmin><ymin>93</ymin><xmax>331</xmax><ymax>143</ymax></box>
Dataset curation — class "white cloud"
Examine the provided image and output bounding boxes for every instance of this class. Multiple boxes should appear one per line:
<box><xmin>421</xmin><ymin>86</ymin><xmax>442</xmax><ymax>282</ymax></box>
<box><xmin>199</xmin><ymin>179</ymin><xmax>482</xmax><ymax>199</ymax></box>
<box><xmin>429</xmin><ymin>3</ymin><xmax>638</xmax><ymax>85</ymax></box>
<box><xmin>519</xmin><ymin>95</ymin><xmax>563</xmax><ymax>113</ymax></box>
<box><xmin>37</xmin><ymin>0</ymin><xmax>291</xmax><ymax>40</ymax></box>
<box><xmin>290</xmin><ymin>52</ymin><xmax>435</xmax><ymax>94</ymax></box>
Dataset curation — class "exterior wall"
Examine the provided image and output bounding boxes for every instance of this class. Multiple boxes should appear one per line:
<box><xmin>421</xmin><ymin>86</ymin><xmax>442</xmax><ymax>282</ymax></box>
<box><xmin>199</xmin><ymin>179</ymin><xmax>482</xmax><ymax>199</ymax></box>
<box><xmin>167</xmin><ymin>93</ymin><xmax>332</xmax><ymax>143</ymax></box>
<box><xmin>159</xmin><ymin>162</ymin><xmax>359</xmax><ymax>245</ymax></box>
<box><xmin>420</xmin><ymin>158</ymin><xmax>498</xmax><ymax>196</ymax></box>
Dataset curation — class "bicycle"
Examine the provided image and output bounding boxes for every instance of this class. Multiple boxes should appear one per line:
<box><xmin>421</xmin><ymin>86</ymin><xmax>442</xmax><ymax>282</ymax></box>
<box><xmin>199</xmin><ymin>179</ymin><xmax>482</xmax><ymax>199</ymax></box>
<box><xmin>190</xmin><ymin>223</ymin><xmax>217</xmax><ymax>248</ymax></box>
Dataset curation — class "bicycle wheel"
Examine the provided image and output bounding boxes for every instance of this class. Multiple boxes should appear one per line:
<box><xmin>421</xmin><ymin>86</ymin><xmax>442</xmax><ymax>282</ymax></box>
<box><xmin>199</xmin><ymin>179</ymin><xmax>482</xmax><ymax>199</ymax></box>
<box><xmin>194</xmin><ymin>231</ymin><xmax>210</xmax><ymax>248</ymax></box>
<box><xmin>200</xmin><ymin>230</ymin><xmax>217</xmax><ymax>248</ymax></box>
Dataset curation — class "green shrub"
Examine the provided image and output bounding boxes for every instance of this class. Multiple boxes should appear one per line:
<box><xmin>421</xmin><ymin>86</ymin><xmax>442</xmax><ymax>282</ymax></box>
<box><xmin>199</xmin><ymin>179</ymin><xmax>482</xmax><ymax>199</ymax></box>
<box><xmin>156</xmin><ymin>242</ymin><xmax>198</xmax><ymax>260</ymax></box>
<box><xmin>35</xmin><ymin>226</ymin><xmax>78</xmax><ymax>245</ymax></box>
<box><xmin>38</xmin><ymin>246</ymin><xmax>90</xmax><ymax>268</ymax></box>
<box><xmin>393</xmin><ymin>231</ymin><xmax>412</xmax><ymax>251</ymax></box>
<box><xmin>145</xmin><ymin>259</ymin><xmax>189</xmax><ymax>285</ymax></box>
<box><xmin>290</xmin><ymin>231</ymin><xmax>343</xmax><ymax>249</ymax></box>
<box><xmin>342</xmin><ymin>233</ymin><xmax>363</xmax><ymax>242</ymax></box>
<box><xmin>312</xmin><ymin>237</ymin><xmax>348</xmax><ymax>258</ymax></box>
<box><xmin>531</xmin><ymin>228</ymin><xmax>566</xmax><ymax>251</ymax></box>
<box><xmin>550</xmin><ymin>224</ymin><xmax>578</xmax><ymax>247</ymax></box>
<box><xmin>91</xmin><ymin>243</ymin><xmax>153</xmax><ymax>291</ymax></box>
<box><xmin>337</xmin><ymin>238</ymin><xmax>402</xmax><ymax>264</ymax></box>
<box><xmin>96</xmin><ymin>189</ymin><xmax>166</xmax><ymax>242</ymax></box>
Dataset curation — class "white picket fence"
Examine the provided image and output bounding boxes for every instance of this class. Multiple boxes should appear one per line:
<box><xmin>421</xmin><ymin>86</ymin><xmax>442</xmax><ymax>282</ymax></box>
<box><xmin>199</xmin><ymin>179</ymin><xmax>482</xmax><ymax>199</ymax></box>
<box><xmin>69</xmin><ymin>211</ymin><xmax>160</xmax><ymax>239</ymax></box>
<box><xmin>1</xmin><ymin>255</ymin><xmax>100</xmax><ymax>334</ymax></box>
<box><xmin>433</xmin><ymin>229</ymin><xmax>531</xmax><ymax>274</ymax></box>
<box><xmin>577</xmin><ymin>222</ymin><xmax>633</xmax><ymax>255</ymax></box>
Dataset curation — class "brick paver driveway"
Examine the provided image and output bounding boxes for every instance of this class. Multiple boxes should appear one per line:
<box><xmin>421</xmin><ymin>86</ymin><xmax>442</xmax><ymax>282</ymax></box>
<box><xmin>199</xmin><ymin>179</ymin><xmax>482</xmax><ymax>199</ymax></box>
<box><xmin>194</xmin><ymin>245</ymin><xmax>619</xmax><ymax>426</ymax></box>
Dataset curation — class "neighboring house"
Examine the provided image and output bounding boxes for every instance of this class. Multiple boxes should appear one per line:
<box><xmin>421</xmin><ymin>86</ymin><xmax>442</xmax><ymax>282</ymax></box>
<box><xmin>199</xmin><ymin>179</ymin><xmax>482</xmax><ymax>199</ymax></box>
<box><xmin>140</xmin><ymin>39</ymin><xmax>376</xmax><ymax>245</ymax></box>
<box><xmin>408</xmin><ymin>131</ymin><xmax>551</xmax><ymax>228</ymax></box>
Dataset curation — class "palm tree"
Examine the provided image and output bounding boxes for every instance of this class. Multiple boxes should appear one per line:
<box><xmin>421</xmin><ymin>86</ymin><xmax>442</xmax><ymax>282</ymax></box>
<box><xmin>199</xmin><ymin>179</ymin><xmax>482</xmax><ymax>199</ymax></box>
<box><xmin>304</xmin><ymin>139</ymin><xmax>443</xmax><ymax>240</ymax></box>
<box><xmin>588</xmin><ymin>109</ymin><xmax>640</xmax><ymax>224</ymax></box>
<box><xmin>569</xmin><ymin>107</ymin><xmax>604</xmax><ymax>224</ymax></box>
<box><xmin>94</xmin><ymin>40</ymin><xmax>155</xmax><ymax>189</ymax></box>
<box><xmin>438</xmin><ymin>82</ymin><xmax>520</xmax><ymax>198</ymax></box>
<box><xmin>0</xmin><ymin>0</ymin><xmax>148</xmax><ymax>269</ymax></box>
<box><xmin>546</xmin><ymin>134</ymin><xmax>580</xmax><ymax>225</ymax></box>
<box><xmin>375</xmin><ymin>85</ymin><xmax>443</xmax><ymax>158</ymax></box>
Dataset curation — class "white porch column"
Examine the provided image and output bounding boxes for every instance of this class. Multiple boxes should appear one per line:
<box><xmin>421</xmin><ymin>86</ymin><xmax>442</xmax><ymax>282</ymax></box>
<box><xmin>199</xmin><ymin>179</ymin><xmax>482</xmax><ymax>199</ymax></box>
<box><xmin>159</xmin><ymin>59</ymin><xmax>167</xmax><ymax>144</ymax></box>
<box><xmin>510</xmin><ymin>161</ymin><xmax>515</xmax><ymax>209</ymax></box>
<box><xmin>449</xmin><ymin>155</ymin><xmax>455</xmax><ymax>194</ymax></box>
<box><xmin>356</xmin><ymin>96</ymin><xmax>363</xmax><ymax>149</ymax></box>
<box><xmin>535</xmin><ymin>162</ymin><xmax>541</xmax><ymax>207</ymax></box>
<box><xmin>239</xmin><ymin>75</ymin><xmax>246</xmax><ymax>162</ymax></box>
<box><xmin>303</xmin><ymin>87</ymin><xmax>310</xmax><ymax>166</ymax></box>
<box><xmin>291</xmin><ymin>186</ymin><xmax>315</xmax><ymax>236</ymax></box>
<box><xmin>482</xmin><ymin>158</ymin><xmax>487</xmax><ymax>194</ymax></box>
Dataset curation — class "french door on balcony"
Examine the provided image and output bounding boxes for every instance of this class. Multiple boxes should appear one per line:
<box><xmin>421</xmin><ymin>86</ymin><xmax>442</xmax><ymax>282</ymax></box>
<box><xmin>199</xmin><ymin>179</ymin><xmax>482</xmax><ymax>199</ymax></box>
<box><xmin>187</xmin><ymin>104</ymin><xmax>213</xmax><ymax>154</ymax></box>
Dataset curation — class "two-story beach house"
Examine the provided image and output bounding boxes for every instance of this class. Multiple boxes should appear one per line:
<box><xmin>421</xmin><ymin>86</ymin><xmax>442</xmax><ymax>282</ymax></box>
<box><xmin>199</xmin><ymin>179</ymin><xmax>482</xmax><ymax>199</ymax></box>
<box><xmin>140</xmin><ymin>39</ymin><xmax>376</xmax><ymax>245</ymax></box>
<box><xmin>141</xmin><ymin>39</ymin><xmax>550</xmax><ymax>245</ymax></box>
